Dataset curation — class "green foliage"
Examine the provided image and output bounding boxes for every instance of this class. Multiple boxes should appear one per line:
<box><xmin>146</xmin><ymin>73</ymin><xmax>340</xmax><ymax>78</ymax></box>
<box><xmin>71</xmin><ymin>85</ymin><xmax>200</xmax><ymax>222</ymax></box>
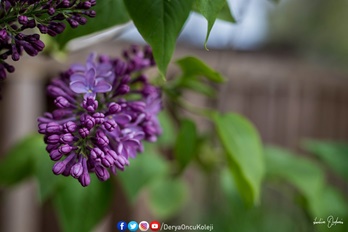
<box><xmin>0</xmin><ymin>134</ymin><xmax>44</xmax><ymax>185</ymax></box>
<box><xmin>148</xmin><ymin>176</ymin><xmax>188</xmax><ymax>219</ymax></box>
<box><xmin>195</xmin><ymin>0</ymin><xmax>230</xmax><ymax>49</ymax></box>
<box><xmin>216</xmin><ymin>2</ymin><xmax>236</xmax><ymax>23</ymax></box>
<box><xmin>265</xmin><ymin>146</ymin><xmax>347</xmax><ymax>217</ymax></box>
<box><xmin>118</xmin><ymin>147</ymin><xmax>169</xmax><ymax>202</ymax></box>
<box><xmin>157</xmin><ymin>111</ymin><xmax>176</xmax><ymax>147</ymax></box>
<box><xmin>176</xmin><ymin>56</ymin><xmax>224</xmax><ymax>83</ymax></box>
<box><xmin>124</xmin><ymin>0</ymin><xmax>193</xmax><ymax>77</ymax></box>
<box><xmin>303</xmin><ymin>140</ymin><xmax>348</xmax><ymax>181</ymax></box>
<box><xmin>174</xmin><ymin>119</ymin><xmax>198</xmax><ymax>170</ymax></box>
<box><xmin>54</xmin><ymin>0</ymin><xmax>130</xmax><ymax>49</ymax></box>
<box><xmin>34</xmin><ymin>148</ymin><xmax>65</xmax><ymax>201</ymax></box>
<box><xmin>213</xmin><ymin>113</ymin><xmax>264</xmax><ymax>205</ymax></box>
<box><xmin>53</xmin><ymin>176</ymin><xmax>113</xmax><ymax>232</ymax></box>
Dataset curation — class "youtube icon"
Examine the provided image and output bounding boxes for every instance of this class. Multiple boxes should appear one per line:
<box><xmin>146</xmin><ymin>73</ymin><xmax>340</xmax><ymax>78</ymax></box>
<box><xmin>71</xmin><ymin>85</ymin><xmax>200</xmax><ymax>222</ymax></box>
<box><xmin>150</xmin><ymin>221</ymin><xmax>160</xmax><ymax>231</ymax></box>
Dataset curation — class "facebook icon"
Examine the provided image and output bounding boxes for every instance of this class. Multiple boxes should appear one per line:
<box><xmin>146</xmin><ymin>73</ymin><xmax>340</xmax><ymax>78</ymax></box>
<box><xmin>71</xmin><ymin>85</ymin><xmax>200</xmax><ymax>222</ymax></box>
<box><xmin>117</xmin><ymin>221</ymin><xmax>127</xmax><ymax>231</ymax></box>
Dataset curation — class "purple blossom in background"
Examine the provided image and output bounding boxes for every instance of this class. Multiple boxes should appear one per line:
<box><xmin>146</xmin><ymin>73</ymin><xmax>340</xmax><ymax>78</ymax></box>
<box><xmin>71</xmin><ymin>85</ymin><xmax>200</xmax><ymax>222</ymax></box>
<box><xmin>0</xmin><ymin>0</ymin><xmax>97</xmax><ymax>80</ymax></box>
<box><xmin>38</xmin><ymin>45</ymin><xmax>162</xmax><ymax>186</ymax></box>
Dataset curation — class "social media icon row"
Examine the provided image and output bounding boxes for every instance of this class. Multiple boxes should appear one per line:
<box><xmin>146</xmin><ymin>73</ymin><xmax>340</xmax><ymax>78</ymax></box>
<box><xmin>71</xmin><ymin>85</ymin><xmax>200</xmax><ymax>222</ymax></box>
<box><xmin>117</xmin><ymin>220</ymin><xmax>160</xmax><ymax>231</ymax></box>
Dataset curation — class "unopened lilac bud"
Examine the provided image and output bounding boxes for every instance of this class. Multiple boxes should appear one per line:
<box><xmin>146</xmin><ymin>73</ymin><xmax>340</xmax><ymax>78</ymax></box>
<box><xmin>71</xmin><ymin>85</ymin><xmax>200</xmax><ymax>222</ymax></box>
<box><xmin>82</xmin><ymin>97</ymin><xmax>98</xmax><ymax>112</ymax></box>
<box><xmin>50</xmin><ymin>149</ymin><xmax>63</xmax><ymax>161</ymax></box>
<box><xmin>93</xmin><ymin>112</ymin><xmax>105</xmax><ymax>124</ymax></box>
<box><xmin>63</xmin><ymin>121</ymin><xmax>77</xmax><ymax>133</ymax></box>
<box><xmin>90</xmin><ymin>147</ymin><xmax>104</xmax><ymax>162</ymax></box>
<box><xmin>18</xmin><ymin>15</ymin><xmax>28</xmax><ymax>25</ymax></box>
<box><xmin>46</xmin><ymin>134</ymin><xmax>60</xmax><ymax>144</ymax></box>
<box><xmin>78</xmin><ymin>159</ymin><xmax>90</xmax><ymax>187</ymax></box>
<box><xmin>38</xmin><ymin>123</ymin><xmax>47</xmax><ymax>134</ymax></box>
<box><xmin>104</xmin><ymin>148</ymin><xmax>117</xmax><ymax>160</ymax></box>
<box><xmin>96</xmin><ymin>130</ymin><xmax>109</xmax><ymax>146</ymax></box>
<box><xmin>67</xmin><ymin>18</ymin><xmax>79</xmax><ymax>28</ymax></box>
<box><xmin>46</xmin><ymin>144</ymin><xmax>59</xmax><ymax>152</ymax></box>
<box><xmin>38</xmin><ymin>24</ymin><xmax>48</xmax><ymax>34</ymax></box>
<box><xmin>52</xmin><ymin>153</ymin><xmax>75</xmax><ymax>175</ymax></box>
<box><xmin>79</xmin><ymin>127</ymin><xmax>89</xmax><ymax>138</ymax></box>
<box><xmin>48</xmin><ymin>7</ymin><xmax>55</xmax><ymax>15</ymax></box>
<box><xmin>53</xmin><ymin>109</ymin><xmax>72</xmax><ymax>119</ymax></box>
<box><xmin>54</xmin><ymin>96</ymin><xmax>70</xmax><ymax>108</ymax></box>
<box><xmin>60</xmin><ymin>133</ymin><xmax>74</xmax><ymax>143</ymax></box>
<box><xmin>84</xmin><ymin>10</ymin><xmax>96</xmax><ymax>17</ymax></box>
<box><xmin>11</xmin><ymin>45</ymin><xmax>20</xmax><ymax>61</ymax></box>
<box><xmin>70</xmin><ymin>159</ymin><xmax>83</xmax><ymax>178</ymax></box>
<box><xmin>59</xmin><ymin>144</ymin><xmax>73</xmax><ymax>154</ymax></box>
<box><xmin>95</xmin><ymin>165</ymin><xmax>110</xmax><ymax>181</ymax></box>
<box><xmin>26</xmin><ymin>19</ymin><xmax>36</xmax><ymax>28</ymax></box>
<box><xmin>103</xmin><ymin>119</ymin><xmax>117</xmax><ymax>132</ymax></box>
<box><xmin>31</xmin><ymin>40</ymin><xmax>45</xmax><ymax>52</ymax></box>
<box><xmin>117</xmin><ymin>84</ymin><xmax>130</xmax><ymax>95</ymax></box>
<box><xmin>52</xmin><ymin>162</ymin><xmax>66</xmax><ymax>175</ymax></box>
<box><xmin>108</xmin><ymin>102</ymin><xmax>121</xmax><ymax>114</ymax></box>
<box><xmin>101</xmin><ymin>155</ymin><xmax>114</xmax><ymax>168</ymax></box>
<box><xmin>84</xmin><ymin>115</ymin><xmax>95</xmax><ymax>129</ymax></box>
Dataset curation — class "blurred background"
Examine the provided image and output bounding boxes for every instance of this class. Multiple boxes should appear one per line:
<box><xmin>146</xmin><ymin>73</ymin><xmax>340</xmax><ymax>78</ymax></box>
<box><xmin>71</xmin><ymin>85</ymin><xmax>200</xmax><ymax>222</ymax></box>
<box><xmin>1</xmin><ymin>0</ymin><xmax>348</xmax><ymax>231</ymax></box>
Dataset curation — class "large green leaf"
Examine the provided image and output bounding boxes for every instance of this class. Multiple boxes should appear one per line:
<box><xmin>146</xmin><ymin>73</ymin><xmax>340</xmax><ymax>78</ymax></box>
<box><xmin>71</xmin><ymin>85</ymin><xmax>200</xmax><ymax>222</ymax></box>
<box><xmin>265</xmin><ymin>146</ymin><xmax>347</xmax><ymax>217</ymax></box>
<box><xmin>157</xmin><ymin>111</ymin><xmax>176</xmax><ymax>147</ymax></box>
<box><xmin>118</xmin><ymin>150</ymin><xmax>169</xmax><ymax>202</ymax></box>
<box><xmin>124</xmin><ymin>0</ymin><xmax>193</xmax><ymax>76</ymax></box>
<box><xmin>54</xmin><ymin>0</ymin><xmax>130</xmax><ymax>49</ymax></box>
<box><xmin>176</xmin><ymin>56</ymin><xmax>224</xmax><ymax>83</ymax></box>
<box><xmin>0</xmin><ymin>134</ymin><xmax>45</xmax><ymax>186</ymax></box>
<box><xmin>148</xmin><ymin>176</ymin><xmax>188</xmax><ymax>219</ymax></box>
<box><xmin>53</xmin><ymin>176</ymin><xmax>113</xmax><ymax>232</ymax></box>
<box><xmin>34</xmin><ymin>149</ymin><xmax>65</xmax><ymax>202</ymax></box>
<box><xmin>195</xmin><ymin>0</ymin><xmax>229</xmax><ymax>48</ymax></box>
<box><xmin>216</xmin><ymin>1</ymin><xmax>236</xmax><ymax>23</ymax></box>
<box><xmin>213</xmin><ymin>113</ymin><xmax>264</xmax><ymax>205</ymax></box>
<box><xmin>174</xmin><ymin>119</ymin><xmax>198</xmax><ymax>170</ymax></box>
<box><xmin>302</xmin><ymin>140</ymin><xmax>348</xmax><ymax>181</ymax></box>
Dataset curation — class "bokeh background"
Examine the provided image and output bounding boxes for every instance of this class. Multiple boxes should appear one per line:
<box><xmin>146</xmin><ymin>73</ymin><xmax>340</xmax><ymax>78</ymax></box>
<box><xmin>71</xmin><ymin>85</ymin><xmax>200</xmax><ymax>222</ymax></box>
<box><xmin>1</xmin><ymin>0</ymin><xmax>348</xmax><ymax>231</ymax></box>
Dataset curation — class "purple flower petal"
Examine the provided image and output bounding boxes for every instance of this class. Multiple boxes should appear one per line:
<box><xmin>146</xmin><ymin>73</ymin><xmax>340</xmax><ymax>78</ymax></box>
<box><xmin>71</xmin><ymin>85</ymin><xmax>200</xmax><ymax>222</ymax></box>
<box><xmin>70</xmin><ymin>64</ymin><xmax>85</xmax><ymax>72</ymax></box>
<box><xmin>94</xmin><ymin>80</ymin><xmax>112</xmax><ymax>93</ymax></box>
<box><xmin>114</xmin><ymin>114</ymin><xmax>131</xmax><ymax>125</ymax></box>
<box><xmin>85</xmin><ymin>68</ymin><xmax>96</xmax><ymax>88</ymax></box>
<box><xmin>70</xmin><ymin>73</ymin><xmax>85</xmax><ymax>82</ymax></box>
<box><xmin>70</xmin><ymin>81</ymin><xmax>87</xmax><ymax>93</ymax></box>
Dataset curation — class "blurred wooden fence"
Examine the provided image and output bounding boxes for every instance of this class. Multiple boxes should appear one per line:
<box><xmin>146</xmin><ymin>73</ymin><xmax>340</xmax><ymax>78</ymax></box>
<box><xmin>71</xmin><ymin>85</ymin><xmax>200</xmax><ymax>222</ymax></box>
<box><xmin>1</xmin><ymin>42</ymin><xmax>348</xmax><ymax>232</ymax></box>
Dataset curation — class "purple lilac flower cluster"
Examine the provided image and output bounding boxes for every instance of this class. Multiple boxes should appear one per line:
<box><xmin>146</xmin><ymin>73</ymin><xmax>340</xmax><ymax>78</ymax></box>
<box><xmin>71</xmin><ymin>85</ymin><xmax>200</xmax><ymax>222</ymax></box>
<box><xmin>0</xmin><ymin>0</ymin><xmax>97</xmax><ymax>80</ymax></box>
<box><xmin>38</xmin><ymin>45</ymin><xmax>162</xmax><ymax>186</ymax></box>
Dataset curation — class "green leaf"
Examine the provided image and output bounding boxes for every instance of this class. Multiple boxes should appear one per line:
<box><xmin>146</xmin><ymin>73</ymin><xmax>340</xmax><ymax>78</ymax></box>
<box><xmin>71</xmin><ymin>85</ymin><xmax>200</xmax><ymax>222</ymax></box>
<box><xmin>302</xmin><ymin>140</ymin><xmax>348</xmax><ymax>181</ymax></box>
<box><xmin>216</xmin><ymin>2</ymin><xmax>236</xmax><ymax>23</ymax></box>
<box><xmin>176</xmin><ymin>56</ymin><xmax>224</xmax><ymax>83</ymax></box>
<box><xmin>53</xmin><ymin>176</ymin><xmax>113</xmax><ymax>232</ymax></box>
<box><xmin>124</xmin><ymin>0</ymin><xmax>194</xmax><ymax>77</ymax></box>
<box><xmin>265</xmin><ymin>146</ymin><xmax>347</xmax><ymax>217</ymax></box>
<box><xmin>180</xmin><ymin>78</ymin><xmax>216</xmax><ymax>97</ymax></box>
<box><xmin>118</xmin><ymin>151</ymin><xmax>169</xmax><ymax>202</ymax></box>
<box><xmin>0</xmin><ymin>134</ymin><xmax>45</xmax><ymax>186</ymax></box>
<box><xmin>157</xmin><ymin>111</ymin><xmax>176</xmax><ymax>147</ymax></box>
<box><xmin>195</xmin><ymin>0</ymin><xmax>229</xmax><ymax>49</ymax></box>
<box><xmin>54</xmin><ymin>0</ymin><xmax>130</xmax><ymax>49</ymax></box>
<box><xmin>148</xmin><ymin>177</ymin><xmax>188</xmax><ymax>219</ymax></box>
<box><xmin>174</xmin><ymin>119</ymin><xmax>198</xmax><ymax>170</ymax></box>
<box><xmin>34</xmin><ymin>150</ymin><xmax>65</xmax><ymax>202</ymax></box>
<box><xmin>213</xmin><ymin>113</ymin><xmax>264</xmax><ymax>205</ymax></box>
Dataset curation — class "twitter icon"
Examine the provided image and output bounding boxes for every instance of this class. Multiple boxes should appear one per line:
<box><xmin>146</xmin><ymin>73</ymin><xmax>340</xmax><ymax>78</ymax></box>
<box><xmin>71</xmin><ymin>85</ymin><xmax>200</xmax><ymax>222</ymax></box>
<box><xmin>128</xmin><ymin>221</ymin><xmax>139</xmax><ymax>231</ymax></box>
